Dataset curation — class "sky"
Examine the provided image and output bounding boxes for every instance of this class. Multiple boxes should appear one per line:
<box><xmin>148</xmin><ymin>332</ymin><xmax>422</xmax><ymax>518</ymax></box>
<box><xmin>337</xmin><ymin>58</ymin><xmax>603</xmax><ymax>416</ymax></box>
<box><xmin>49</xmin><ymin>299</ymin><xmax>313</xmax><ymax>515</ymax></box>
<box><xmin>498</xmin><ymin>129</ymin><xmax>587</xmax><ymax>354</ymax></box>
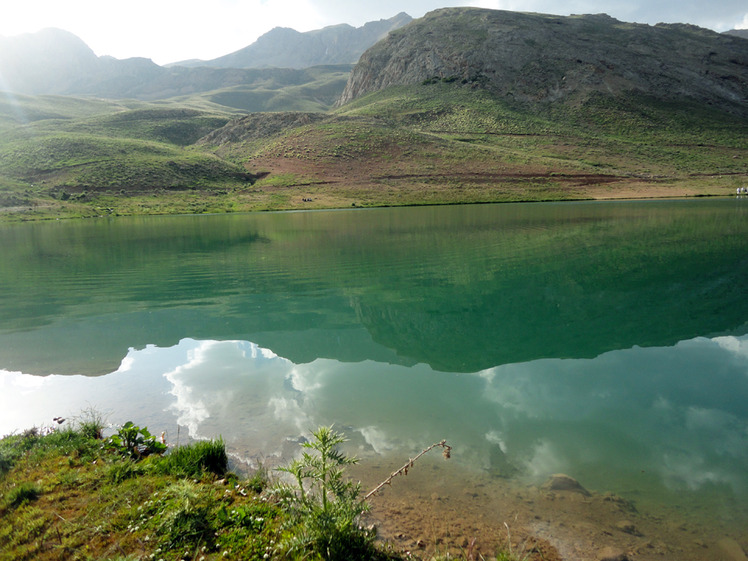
<box><xmin>1</xmin><ymin>0</ymin><xmax>747</xmax><ymax>66</ymax></box>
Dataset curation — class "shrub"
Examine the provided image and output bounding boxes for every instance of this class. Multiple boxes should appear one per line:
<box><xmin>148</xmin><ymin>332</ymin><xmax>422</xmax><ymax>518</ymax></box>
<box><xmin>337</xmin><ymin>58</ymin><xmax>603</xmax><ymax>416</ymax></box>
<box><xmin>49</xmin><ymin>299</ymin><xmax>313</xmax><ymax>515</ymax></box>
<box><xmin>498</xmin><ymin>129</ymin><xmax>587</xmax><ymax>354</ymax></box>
<box><xmin>245</xmin><ymin>464</ymin><xmax>270</xmax><ymax>494</ymax></box>
<box><xmin>107</xmin><ymin>459</ymin><xmax>143</xmax><ymax>484</ymax></box>
<box><xmin>76</xmin><ymin>407</ymin><xmax>106</xmax><ymax>440</ymax></box>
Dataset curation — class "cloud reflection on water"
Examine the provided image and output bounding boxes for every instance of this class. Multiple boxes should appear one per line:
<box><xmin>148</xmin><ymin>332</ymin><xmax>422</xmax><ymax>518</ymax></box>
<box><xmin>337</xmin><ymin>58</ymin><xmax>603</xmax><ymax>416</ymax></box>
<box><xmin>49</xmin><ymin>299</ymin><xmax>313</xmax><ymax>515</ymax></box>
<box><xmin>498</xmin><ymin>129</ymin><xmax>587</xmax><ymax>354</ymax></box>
<box><xmin>1</xmin><ymin>334</ymin><xmax>747</xmax><ymax>501</ymax></box>
<box><xmin>151</xmin><ymin>334</ymin><xmax>748</xmax><ymax>499</ymax></box>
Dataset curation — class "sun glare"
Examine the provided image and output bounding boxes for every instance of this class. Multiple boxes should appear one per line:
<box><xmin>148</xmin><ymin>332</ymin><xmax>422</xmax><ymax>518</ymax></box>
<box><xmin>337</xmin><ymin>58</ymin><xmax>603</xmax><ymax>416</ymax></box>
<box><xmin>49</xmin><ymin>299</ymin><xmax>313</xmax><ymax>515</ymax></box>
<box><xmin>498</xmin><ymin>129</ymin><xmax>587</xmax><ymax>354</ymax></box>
<box><xmin>0</xmin><ymin>83</ymin><xmax>29</xmax><ymax>125</ymax></box>
<box><xmin>0</xmin><ymin>0</ymin><xmax>331</xmax><ymax>65</ymax></box>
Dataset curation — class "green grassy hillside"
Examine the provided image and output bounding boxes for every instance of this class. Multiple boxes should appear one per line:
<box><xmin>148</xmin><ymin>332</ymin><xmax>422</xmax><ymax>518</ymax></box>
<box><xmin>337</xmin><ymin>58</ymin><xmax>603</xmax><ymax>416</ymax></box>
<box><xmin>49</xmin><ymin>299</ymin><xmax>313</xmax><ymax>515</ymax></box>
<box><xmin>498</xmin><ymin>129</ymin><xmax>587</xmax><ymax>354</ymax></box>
<box><xmin>229</xmin><ymin>83</ymin><xmax>746</xmax><ymax>208</ymax></box>
<box><xmin>338</xmin><ymin>83</ymin><xmax>746</xmax><ymax>176</ymax></box>
<box><xmin>0</xmin><ymin>94</ymin><xmax>256</xmax><ymax>219</ymax></box>
<box><xmin>203</xmin><ymin>66</ymin><xmax>351</xmax><ymax>112</ymax></box>
<box><xmin>0</xmin><ymin>80</ymin><xmax>746</xmax><ymax>222</ymax></box>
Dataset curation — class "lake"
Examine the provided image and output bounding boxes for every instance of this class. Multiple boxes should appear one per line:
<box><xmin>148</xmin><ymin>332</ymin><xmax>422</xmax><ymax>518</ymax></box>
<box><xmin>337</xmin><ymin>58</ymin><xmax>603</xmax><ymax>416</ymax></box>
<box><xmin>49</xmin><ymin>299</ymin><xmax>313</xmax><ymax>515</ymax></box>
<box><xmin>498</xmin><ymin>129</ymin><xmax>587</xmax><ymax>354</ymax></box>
<box><xmin>1</xmin><ymin>199</ymin><xmax>747</xmax><ymax>557</ymax></box>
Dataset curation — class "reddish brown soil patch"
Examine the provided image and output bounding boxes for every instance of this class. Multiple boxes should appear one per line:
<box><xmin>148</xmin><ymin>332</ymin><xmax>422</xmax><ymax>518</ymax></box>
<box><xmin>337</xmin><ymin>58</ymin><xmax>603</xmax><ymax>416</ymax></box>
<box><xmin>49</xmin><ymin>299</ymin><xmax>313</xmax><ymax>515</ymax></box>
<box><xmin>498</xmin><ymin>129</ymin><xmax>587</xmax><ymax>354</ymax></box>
<box><xmin>245</xmin><ymin>143</ymin><xmax>731</xmax><ymax>210</ymax></box>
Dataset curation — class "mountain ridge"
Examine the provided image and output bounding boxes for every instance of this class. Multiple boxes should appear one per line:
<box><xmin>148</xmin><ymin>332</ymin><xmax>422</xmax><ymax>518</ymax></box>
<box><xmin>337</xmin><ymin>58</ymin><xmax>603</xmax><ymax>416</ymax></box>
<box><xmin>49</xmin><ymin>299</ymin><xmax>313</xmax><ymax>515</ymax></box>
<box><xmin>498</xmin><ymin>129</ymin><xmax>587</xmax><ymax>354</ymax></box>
<box><xmin>0</xmin><ymin>14</ymin><xmax>411</xmax><ymax>100</ymax></box>
<box><xmin>338</xmin><ymin>8</ymin><xmax>748</xmax><ymax>117</ymax></box>
<box><xmin>1</xmin><ymin>10</ymin><xmax>746</xmax><ymax>115</ymax></box>
<box><xmin>169</xmin><ymin>12</ymin><xmax>412</xmax><ymax>69</ymax></box>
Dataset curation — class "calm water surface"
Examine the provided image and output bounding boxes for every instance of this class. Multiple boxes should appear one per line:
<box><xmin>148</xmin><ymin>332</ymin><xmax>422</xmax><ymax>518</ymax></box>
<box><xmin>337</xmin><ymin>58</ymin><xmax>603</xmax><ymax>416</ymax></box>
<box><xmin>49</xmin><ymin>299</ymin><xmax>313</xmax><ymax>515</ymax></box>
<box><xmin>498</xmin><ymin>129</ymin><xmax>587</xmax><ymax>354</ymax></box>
<box><xmin>1</xmin><ymin>200</ymin><xmax>748</xmax><ymax>541</ymax></box>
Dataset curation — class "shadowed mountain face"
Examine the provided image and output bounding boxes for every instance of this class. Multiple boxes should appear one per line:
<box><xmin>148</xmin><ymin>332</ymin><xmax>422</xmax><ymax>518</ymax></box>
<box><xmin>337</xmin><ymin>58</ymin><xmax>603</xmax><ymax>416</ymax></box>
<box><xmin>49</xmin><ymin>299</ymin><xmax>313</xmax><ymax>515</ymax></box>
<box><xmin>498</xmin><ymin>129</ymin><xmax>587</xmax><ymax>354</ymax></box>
<box><xmin>171</xmin><ymin>12</ymin><xmax>412</xmax><ymax>69</ymax></box>
<box><xmin>0</xmin><ymin>14</ymin><xmax>411</xmax><ymax>100</ymax></box>
<box><xmin>726</xmin><ymin>29</ymin><xmax>748</xmax><ymax>40</ymax></box>
<box><xmin>0</xmin><ymin>13</ymin><xmax>411</xmax><ymax>100</ymax></box>
<box><xmin>339</xmin><ymin>8</ymin><xmax>748</xmax><ymax>117</ymax></box>
<box><xmin>0</xmin><ymin>28</ymin><xmax>102</xmax><ymax>93</ymax></box>
<box><xmin>0</xmin><ymin>28</ymin><xmax>351</xmax><ymax>101</ymax></box>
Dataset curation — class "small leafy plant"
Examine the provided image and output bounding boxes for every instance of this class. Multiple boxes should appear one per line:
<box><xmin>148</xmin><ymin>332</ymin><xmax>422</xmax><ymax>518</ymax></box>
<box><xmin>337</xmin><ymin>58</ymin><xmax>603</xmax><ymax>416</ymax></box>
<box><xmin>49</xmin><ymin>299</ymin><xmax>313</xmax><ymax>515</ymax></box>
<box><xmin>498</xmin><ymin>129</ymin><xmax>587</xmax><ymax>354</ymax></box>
<box><xmin>272</xmin><ymin>426</ymin><xmax>454</xmax><ymax>560</ymax></box>
<box><xmin>106</xmin><ymin>421</ymin><xmax>166</xmax><ymax>459</ymax></box>
<box><xmin>272</xmin><ymin>425</ymin><xmax>375</xmax><ymax>560</ymax></box>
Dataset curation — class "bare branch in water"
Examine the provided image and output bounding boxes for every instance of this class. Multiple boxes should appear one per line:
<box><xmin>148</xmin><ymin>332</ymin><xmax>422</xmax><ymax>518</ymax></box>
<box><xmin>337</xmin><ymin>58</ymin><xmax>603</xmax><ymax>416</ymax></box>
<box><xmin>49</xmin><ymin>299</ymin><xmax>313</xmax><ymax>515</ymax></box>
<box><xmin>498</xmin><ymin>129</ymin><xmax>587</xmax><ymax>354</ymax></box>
<box><xmin>364</xmin><ymin>439</ymin><xmax>452</xmax><ymax>500</ymax></box>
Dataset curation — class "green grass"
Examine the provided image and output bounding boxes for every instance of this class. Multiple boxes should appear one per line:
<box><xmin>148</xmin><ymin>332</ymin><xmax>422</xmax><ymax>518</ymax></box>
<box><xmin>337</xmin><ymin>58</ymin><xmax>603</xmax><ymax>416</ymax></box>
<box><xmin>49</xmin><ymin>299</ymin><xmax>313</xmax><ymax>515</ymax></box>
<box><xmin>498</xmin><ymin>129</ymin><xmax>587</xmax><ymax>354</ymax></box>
<box><xmin>0</xmin><ymin>424</ymin><xmax>284</xmax><ymax>561</ymax></box>
<box><xmin>0</xmin><ymin>420</ymin><xmax>533</xmax><ymax>560</ymax></box>
<box><xmin>202</xmin><ymin>65</ymin><xmax>351</xmax><ymax>113</ymax></box>
<box><xmin>3</xmin><ymin>482</ymin><xmax>41</xmax><ymax>509</ymax></box>
<box><xmin>340</xmin><ymin>83</ymin><xmax>747</xmax><ymax>182</ymax></box>
<box><xmin>155</xmin><ymin>438</ymin><xmax>229</xmax><ymax>478</ymax></box>
<box><xmin>0</xmin><ymin>80</ymin><xmax>745</xmax><ymax>222</ymax></box>
<box><xmin>64</xmin><ymin>108</ymin><xmax>232</xmax><ymax>146</ymax></box>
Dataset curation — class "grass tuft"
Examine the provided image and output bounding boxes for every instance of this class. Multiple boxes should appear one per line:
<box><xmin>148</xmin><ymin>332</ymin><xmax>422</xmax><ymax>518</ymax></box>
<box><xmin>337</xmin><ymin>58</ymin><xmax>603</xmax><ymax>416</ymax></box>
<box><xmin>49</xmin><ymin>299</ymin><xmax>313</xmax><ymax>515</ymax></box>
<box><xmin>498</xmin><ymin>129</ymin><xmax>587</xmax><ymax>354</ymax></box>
<box><xmin>154</xmin><ymin>438</ymin><xmax>229</xmax><ymax>479</ymax></box>
<box><xmin>3</xmin><ymin>482</ymin><xmax>41</xmax><ymax>509</ymax></box>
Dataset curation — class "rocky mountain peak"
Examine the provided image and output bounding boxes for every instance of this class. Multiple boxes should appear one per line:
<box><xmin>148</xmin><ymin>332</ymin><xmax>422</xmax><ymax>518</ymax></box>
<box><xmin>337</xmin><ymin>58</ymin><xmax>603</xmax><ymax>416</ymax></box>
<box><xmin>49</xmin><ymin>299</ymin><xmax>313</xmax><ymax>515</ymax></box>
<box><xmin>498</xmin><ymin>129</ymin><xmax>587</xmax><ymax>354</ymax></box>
<box><xmin>338</xmin><ymin>8</ymin><xmax>748</xmax><ymax>116</ymax></box>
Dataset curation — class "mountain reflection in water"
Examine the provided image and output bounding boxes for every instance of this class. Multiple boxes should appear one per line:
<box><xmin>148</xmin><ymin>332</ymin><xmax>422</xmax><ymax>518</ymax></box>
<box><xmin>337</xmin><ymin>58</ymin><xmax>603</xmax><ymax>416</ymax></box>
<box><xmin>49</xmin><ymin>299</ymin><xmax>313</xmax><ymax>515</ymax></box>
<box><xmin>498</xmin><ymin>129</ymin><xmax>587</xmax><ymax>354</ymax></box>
<box><xmin>1</xmin><ymin>200</ymin><xmax>748</xmax><ymax>376</ymax></box>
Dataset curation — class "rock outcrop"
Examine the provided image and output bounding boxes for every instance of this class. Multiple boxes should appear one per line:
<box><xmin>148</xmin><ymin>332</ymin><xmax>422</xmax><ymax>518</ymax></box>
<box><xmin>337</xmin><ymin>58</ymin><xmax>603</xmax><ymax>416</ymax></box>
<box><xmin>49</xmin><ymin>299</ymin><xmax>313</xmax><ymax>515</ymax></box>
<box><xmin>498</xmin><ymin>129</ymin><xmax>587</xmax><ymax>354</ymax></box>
<box><xmin>197</xmin><ymin>112</ymin><xmax>329</xmax><ymax>146</ymax></box>
<box><xmin>338</xmin><ymin>8</ymin><xmax>748</xmax><ymax>117</ymax></box>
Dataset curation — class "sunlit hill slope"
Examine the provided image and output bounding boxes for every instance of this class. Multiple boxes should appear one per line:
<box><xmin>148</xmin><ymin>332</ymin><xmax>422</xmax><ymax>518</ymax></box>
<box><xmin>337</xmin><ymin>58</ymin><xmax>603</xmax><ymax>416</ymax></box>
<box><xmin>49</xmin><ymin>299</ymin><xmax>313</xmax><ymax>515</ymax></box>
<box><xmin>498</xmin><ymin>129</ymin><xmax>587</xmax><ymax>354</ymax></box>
<box><xmin>0</xmin><ymin>8</ymin><xmax>746</xmax><ymax>220</ymax></box>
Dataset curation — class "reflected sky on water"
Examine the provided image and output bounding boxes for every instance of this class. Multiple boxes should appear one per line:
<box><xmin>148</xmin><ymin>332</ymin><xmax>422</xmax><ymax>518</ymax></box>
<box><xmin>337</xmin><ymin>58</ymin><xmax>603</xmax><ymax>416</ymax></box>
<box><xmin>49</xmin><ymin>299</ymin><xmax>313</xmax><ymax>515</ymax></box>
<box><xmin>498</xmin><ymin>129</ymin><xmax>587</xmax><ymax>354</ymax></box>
<box><xmin>3</xmin><ymin>331</ymin><xmax>747</xmax><ymax>508</ymax></box>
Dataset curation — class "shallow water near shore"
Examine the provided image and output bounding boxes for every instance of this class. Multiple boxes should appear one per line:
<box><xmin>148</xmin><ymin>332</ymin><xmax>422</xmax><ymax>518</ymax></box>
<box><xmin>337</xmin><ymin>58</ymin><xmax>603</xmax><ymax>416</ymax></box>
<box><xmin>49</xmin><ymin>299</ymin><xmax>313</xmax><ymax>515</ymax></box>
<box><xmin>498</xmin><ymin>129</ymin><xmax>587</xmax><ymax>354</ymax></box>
<box><xmin>1</xmin><ymin>199</ymin><xmax>748</xmax><ymax>558</ymax></box>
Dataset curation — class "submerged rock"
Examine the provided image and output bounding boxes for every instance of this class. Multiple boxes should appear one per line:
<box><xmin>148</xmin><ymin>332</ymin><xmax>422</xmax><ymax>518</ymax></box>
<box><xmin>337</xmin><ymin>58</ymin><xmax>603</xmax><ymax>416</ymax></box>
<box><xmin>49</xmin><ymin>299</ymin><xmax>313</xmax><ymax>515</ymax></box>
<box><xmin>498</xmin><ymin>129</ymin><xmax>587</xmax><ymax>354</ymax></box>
<box><xmin>615</xmin><ymin>520</ymin><xmax>641</xmax><ymax>536</ymax></box>
<box><xmin>541</xmin><ymin>473</ymin><xmax>591</xmax><ymax>496</ymax></box>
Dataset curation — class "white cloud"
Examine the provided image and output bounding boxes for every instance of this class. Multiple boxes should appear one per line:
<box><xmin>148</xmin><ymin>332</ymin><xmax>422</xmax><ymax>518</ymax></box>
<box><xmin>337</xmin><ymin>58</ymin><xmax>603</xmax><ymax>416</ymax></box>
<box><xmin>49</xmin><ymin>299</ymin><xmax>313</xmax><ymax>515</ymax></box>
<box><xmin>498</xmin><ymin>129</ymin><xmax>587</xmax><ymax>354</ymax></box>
<box><xmin>660</xmin><ymin>452</ymin><xmax>737</xmax><ymax>491</ymax></box>
<box><xmin>523</xmin><ymin>439</ymin><xmax>567</xmax><ymax>478</ymax></box>
<box><xmin>163</xmin><ymin>343</ymin><xmax>213</xmax><ymax>434</ymax></box>
<box><xmin>714</xmin><ymin>334</ymin><xmax>748</xmax><ymax>359</ymax></box>
<box><xmin>485</xmin><ymin>430</ymin><xmax>507</xmax><ymax>453</ymax></box>
<box><xmin>358</xmin><ymin>425</ymin><xmax>395</xmax><ymax>454</ymax></box>
<box><xmin>162</xmin><ymin>339</ymin><xmax>295</xmax><ymax>438</ymax></box>
<box><xmin>268</xmin><ymin>397</ymin><xmax>309</xmax><ymax>431</ymax></box>
<box><xmin>115</xmin><ymin>353</ymin><xmax>135</xmax><ymax>373</ymax></box>
<box><xmin>288</xmin><ymin>364</ymin><xmax>325</xmax><ymax>393</ymax></box>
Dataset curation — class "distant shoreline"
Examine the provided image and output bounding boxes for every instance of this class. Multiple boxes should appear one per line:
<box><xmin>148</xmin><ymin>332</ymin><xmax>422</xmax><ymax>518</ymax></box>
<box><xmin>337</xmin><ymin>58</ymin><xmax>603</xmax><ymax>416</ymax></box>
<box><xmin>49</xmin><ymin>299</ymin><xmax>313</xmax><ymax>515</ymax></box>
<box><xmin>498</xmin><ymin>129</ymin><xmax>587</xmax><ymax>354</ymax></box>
<box><xmin>0</xmin><ymin>182</ymin><xmax>737</xmax><ymax>223</ymax></box>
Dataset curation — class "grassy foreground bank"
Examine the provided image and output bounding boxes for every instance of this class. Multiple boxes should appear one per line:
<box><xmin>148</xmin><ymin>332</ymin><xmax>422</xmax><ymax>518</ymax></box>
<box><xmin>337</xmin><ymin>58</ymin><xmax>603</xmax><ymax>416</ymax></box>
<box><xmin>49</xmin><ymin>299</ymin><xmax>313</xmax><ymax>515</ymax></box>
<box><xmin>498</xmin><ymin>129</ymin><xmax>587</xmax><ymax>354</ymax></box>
<box><xmin>0</xmin><ymin>418</ymin><xmax>531</xmax><ymax>561</ymax></box>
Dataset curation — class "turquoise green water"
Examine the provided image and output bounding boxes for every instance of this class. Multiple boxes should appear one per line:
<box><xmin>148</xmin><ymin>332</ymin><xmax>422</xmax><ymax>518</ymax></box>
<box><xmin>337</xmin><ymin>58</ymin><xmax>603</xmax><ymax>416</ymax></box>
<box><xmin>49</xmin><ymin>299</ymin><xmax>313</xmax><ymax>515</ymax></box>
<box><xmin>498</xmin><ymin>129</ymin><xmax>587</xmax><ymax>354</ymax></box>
<box><xmin>1</xmin><ymin>200</ymin><xmax>748</xmax><ymax>538</ymax></box>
